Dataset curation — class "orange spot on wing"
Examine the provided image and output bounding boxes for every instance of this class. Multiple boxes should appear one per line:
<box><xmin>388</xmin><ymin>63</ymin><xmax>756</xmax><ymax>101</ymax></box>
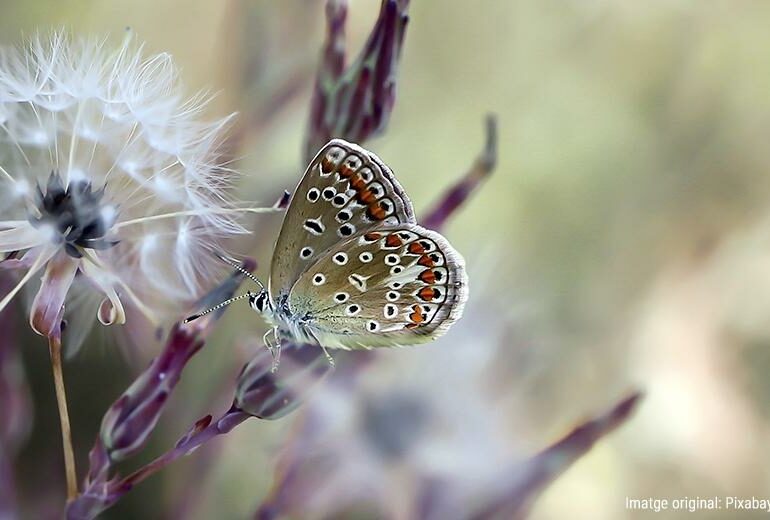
<box><xmin>321</xmin><ymin>157</ymin><xmax>335</xmax><ymax>172</ymax></box>
<box><xmin>339</xmin><ymin>163</ymin><xmax>356</xmax><ymax>178</ymax></box>
<box><xmin>417</xmin><ymin>254</ymin><xmax>435</xmax><ymax>267</ymax></box>
<box><xmin>367</xmin><ymin>203</ymin><xmax>386</xmax><ymax>220</ymax></box>
<box><xmin>406</xmin><ymin>323</ymin><xmax>420</xmax><ymax>330</ymax></box>
<box><xmin>350</xmin><ymin>175</ymin><xmax>367</xmax><ymax>191</ymax></box>
<box><xmin>418</xmin><ymin>269</ymin><xmax>437</xmax><ymax>284</ymax></box>
<box><xmin>408</xmin><ymin>242</ymin><xmax>425</xmax><ymax>255</ymax></box>
<box><xmin>385</xmin><ymin>234</ymin><xmax>403</xmax><ymax>248</ymax></box>
<box><xmin>356</xmin><ymin>189</ymin><xmax>377</xmax><ymax>204</ymax></box>
<box><xmin>364</xmin><ymin>232</ymin><xmax>382</xmax><ymax>242</ymax></box>
<box><xmin>418</xmin><ymin>287</ymin><xmax>436</xmax><ymax>301</ymax></box>
<box><xmin>409</xmin><ymin>305</ymin><xmax>426</xmax><ymax>323</ymax></box>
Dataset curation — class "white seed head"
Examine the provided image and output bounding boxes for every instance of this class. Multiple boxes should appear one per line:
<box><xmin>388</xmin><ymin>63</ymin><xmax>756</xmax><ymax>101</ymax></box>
<box><xmin>0</xmin><ymin>31</ymin><xmax>248</xmax><ymax>335</ymax></box>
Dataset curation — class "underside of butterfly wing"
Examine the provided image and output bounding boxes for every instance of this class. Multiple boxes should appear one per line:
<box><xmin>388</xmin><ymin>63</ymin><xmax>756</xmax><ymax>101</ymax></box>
<box><xmin>286</xmin><ymin>224</ymin><xmax>468</xmax><ymax>350</ymax></box>
<box><xmin>269</xmin><ymin>139</ymin><xmax>415</xmax><ymax>302</ymax></box>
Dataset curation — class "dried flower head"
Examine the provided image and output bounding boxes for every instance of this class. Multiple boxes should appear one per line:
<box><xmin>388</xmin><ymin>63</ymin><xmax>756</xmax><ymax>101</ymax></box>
<box><xmin>0</xmin><ymin>32</ymin><xmax>249</xmax><ymax>339</ymax></box>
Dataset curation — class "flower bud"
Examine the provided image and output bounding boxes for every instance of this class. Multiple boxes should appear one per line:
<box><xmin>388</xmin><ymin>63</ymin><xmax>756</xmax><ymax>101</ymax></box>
<box><xmin>99</xmin><ymin>325</ymin><xmax>203</xmax><ymax>461</ymax></box>
<box><xmin>305</xmin><ymin>0</ymin><xmax>409</xmax><ymax>161</ymax></box>
<box><xmin>235</xmin><ymin>342</ymin><xmax>332</xmax><ymax>420</ymax></box>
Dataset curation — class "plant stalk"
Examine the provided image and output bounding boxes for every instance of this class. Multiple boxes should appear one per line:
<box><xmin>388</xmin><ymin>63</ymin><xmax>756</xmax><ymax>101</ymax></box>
<box><xmin>48</xmin><ymin>334</ymin><xmax>77</xmax><ymax>500</ymax></box>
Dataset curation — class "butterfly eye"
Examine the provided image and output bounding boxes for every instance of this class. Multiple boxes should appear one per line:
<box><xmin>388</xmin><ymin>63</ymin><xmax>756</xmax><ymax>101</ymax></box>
<box><xmin>312</xmin><ymin>273</ymin><xmax>326</xmax><ymax>286</ymax></box>
<box><xmin>359</xmin><ymin>251</ymin><xmax>373</xmax><ymax>263</ymax></box>
<box><xmin>345</xmin><ymin>304</ymin><xmax>360</xmax><ymax>316</ymax></box>
<box><xmin>333</xmin><ymin>252</ymin><xmax>348</xmax><ymax>265</ymax></box>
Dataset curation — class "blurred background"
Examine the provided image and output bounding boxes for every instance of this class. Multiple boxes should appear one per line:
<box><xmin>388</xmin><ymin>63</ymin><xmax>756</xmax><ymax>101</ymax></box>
<box><xmin>4</xmin><ymin>0</ymin><xmax>770</xmax><ymax>518</ymax></box>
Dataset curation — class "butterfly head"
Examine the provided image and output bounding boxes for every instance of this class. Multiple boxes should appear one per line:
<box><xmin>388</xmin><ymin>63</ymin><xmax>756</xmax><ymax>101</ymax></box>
<box><xmin>248</xmin><ymin>289</ymin><xmax>272</xmax><ymax>315</ymax></box>
<box><xmin>184</xmin><ymin>254</ymin><xmax>273</xmax><ymax>324</ymax></box>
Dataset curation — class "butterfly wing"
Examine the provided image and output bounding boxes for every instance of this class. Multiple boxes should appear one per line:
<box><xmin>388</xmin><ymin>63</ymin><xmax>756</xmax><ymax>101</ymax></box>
<box><xmin>287</xmin><ymin>224</ymin><xmax>468</xmax><ymax>349</ymax></box>
<box><xmin>270</xmin><ymin>139</ymin><xmax>416</xmax><ymax>302</ymax></box>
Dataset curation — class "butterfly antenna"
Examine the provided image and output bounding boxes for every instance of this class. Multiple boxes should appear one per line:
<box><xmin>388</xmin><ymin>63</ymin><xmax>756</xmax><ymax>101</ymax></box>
<box><xmin>184</xmin><ymin>292</ymin><xmax>252</xmax><ymax>323</ymax></box>
<box><xmin>214</xmin><ymin>252</ymin><xmax>265</xmax><ymax>291</ymax></box>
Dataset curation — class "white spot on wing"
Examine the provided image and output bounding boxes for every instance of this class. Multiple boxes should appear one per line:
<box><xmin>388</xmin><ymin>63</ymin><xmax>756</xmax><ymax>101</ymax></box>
<box><xmin>333</xmin><ymin>252</ymin><xmax>348</xmax><ymax>265</ymax></box>
<box><xmin>384</xmin><ymin>303</ymin><xmax>398</xmax><ymax>318</ymax></box>
<box><xmin>303</xmin><ymin>218</ymin><xmax>325</xmax><ymax>235</ymax></box>
<box><xmin>348</xmin><ymin>273</ymin><xmax>370</xmax><ymax>292</ymax></box>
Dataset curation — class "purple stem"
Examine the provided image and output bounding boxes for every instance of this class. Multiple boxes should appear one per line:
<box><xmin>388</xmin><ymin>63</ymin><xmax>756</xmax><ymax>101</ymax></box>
<box><xmin>469</xmin><ymin>392</ymin><xmax>643</xmax><ymax>520</ymax></box>
<box><xmin>422</xmin><ymin>115</ymin><xmax>498</xmax><ymax>232</ymax></box>
<box><xmin>66</xmin><ymin>411</ymin><xmax>250</xmax><ymax>520</ymax></box>
<box><xmin>121</xmin><ymin>407</ymin><xmax>250</xmax><ymax>489</ymax></box>
<box><xmin>66</xmin><ymin>259</ymin><xmax>258</xmax><ymax>520</ymax></box>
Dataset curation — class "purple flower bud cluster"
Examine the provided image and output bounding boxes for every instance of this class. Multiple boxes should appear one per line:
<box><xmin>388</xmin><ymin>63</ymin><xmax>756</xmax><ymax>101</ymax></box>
<box><xmin>235</xmin><ymin>341</ymin><xmax>332</xmax><ymax>420</ymax></box>
<box><xmin>305</xmin><ymin>0</ymin><xmax>411</xmax><ymax>162</ymax></box>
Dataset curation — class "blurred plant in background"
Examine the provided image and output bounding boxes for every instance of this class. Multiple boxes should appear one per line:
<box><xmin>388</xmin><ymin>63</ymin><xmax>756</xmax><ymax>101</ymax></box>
<box><xmin>0</xmin><ymin>1</ymin><xmax>649</xmax><ymax>519</ymax></box>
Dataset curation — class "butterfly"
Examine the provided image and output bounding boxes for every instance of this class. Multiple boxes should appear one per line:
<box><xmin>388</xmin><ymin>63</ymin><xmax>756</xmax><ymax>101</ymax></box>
<box><xmin>187</xmin><ymin>139</ymin><xmax>468</xmax><ymax>369</ymax></box>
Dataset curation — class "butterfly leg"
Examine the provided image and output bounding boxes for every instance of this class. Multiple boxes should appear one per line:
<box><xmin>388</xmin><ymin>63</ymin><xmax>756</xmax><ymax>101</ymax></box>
<box><xmin>320</xmin><ymin>344</ymin><xmax>335</xmax><ymax>368</ymax></box>
<box><xmin>262</xmin><ymin>328</ymin><xmax>276</xmax><ymax>358</ymax></box>
<box><xmin>305</xmin><ymin>328</ymin><xmax>335</xmax><ymax>368</ymax></box>
<box><xmin>270</xmin><ymin>327</ymin><xmax>282</xmax><ymax>373</ymax></box>
<box><xmin>263</xmin><ymin>327</ymin><xmax>283</xmax><ymax>372</ymax></box>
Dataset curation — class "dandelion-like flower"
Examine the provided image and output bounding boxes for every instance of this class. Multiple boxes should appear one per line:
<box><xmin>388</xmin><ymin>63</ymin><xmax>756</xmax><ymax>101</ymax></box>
<box><xmin>0</xmin><ymin>32</ymin><xmax>248</xmax><ymax>339</ymax></box>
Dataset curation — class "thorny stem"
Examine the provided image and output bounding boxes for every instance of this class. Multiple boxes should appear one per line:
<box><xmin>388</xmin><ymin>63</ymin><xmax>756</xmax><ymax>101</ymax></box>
<box><xmin>49</xmin><ymin>334</ymin><xmax>78</xmax><ymax>500</ymax></box>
